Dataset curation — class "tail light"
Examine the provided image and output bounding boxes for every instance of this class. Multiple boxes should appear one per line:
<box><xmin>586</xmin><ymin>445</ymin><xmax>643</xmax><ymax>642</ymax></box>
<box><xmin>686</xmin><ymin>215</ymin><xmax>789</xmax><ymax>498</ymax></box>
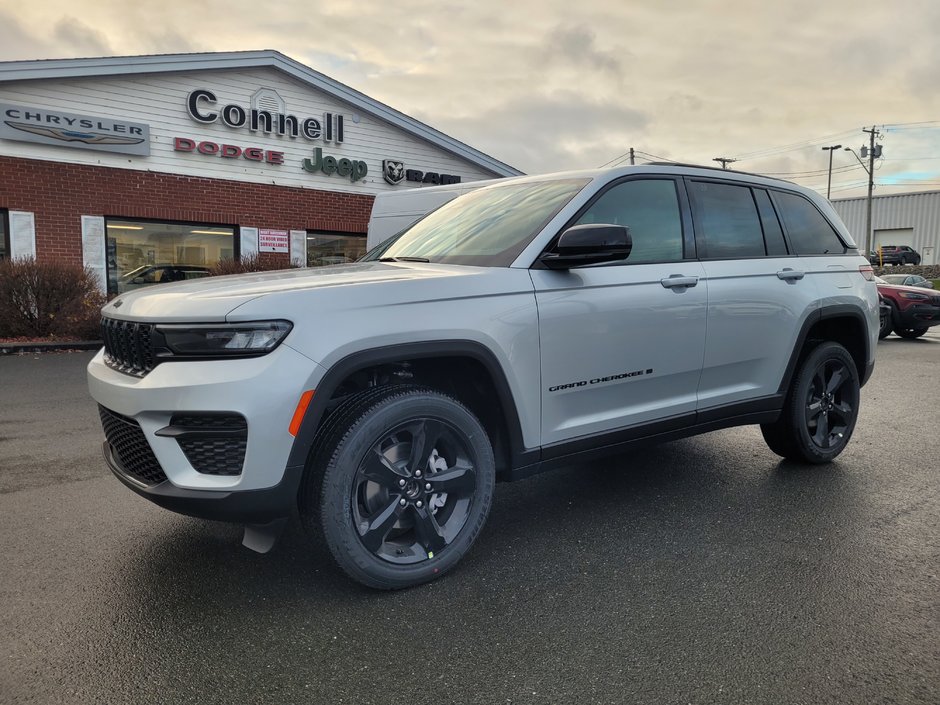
<box><xmin>859</xmin><ymin>264</ymin><xmax>874</xmax><ymax>281</ymax></box>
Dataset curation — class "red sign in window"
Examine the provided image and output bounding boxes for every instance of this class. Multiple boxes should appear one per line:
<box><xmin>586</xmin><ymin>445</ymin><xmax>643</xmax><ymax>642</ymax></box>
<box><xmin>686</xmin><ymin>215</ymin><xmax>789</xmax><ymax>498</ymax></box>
<box><xmin>259</xmin><ymin>228</ymin><xmax>289</xmax><ymax>253</ymax></box>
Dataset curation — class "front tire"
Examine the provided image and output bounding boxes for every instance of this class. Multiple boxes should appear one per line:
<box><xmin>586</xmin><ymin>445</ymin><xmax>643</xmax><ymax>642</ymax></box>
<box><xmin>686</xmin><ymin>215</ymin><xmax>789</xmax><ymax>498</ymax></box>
<box><xmin>895</xmin><ymin>326</ymin><xmax>929</xmax><ymax>339</ymax></box>
<box><xmin>761</xmin><ymin>342</ymin><xmax>860</xmax><ymax>464</ymax></box>
<box><xmin>301</xmin><ymin>385</ymin><xmax>495</xmax><ymax>589</ymax></box>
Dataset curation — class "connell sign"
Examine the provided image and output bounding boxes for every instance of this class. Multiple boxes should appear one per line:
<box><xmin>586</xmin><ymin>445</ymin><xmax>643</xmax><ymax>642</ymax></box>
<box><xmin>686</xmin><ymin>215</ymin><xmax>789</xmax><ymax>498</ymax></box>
<box><xmin>187</xmin><ymin>89</ymin><xmax>345</xmax><ymax>144</ymax></box>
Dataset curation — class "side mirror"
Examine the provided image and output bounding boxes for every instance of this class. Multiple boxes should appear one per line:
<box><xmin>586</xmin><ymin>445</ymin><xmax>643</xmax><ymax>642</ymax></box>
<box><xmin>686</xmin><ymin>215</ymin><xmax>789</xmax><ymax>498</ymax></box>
<box><xmin>132</xmin><ymin>276</ymin><xmax>145</xmax><ymax>284</ymax></box>
<box><xmin>539</xmin><ymin>224</ymin><xmax>632</xmax><ymax>270</ymax></box>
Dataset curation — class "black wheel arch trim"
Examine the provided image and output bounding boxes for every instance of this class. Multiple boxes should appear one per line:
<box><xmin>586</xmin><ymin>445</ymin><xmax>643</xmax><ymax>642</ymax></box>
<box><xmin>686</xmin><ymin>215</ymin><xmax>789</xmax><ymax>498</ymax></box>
<box><xmin>777</xmin><ymin>304</ymin><xmax>873</xmax><ymax>394</ymax></box>
<box><xmin>285</xmin><ymin>340</ymin><xmax>538</xmax><ymax>473</ymax></box>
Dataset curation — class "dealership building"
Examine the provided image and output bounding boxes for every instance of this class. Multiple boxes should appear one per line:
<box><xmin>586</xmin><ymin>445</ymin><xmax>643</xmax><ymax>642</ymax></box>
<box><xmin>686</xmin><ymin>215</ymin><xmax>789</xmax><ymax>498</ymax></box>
<box><xmin>0</xmin><ymin>51</ymin><xmax>520</xmax><ymax>295</ymax></box>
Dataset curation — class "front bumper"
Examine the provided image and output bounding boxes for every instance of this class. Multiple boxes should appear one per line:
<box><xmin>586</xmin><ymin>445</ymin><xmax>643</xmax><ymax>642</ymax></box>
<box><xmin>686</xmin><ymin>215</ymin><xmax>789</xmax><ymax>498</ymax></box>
<box><xmin>897</xmin><ymin>303</ymin><xmax>940</xmax><ymax>329</ymax></box>
<box><xmin>88</xmin><ymin>343</ymin><xmax>325</xmax><ymax>501</ymax></box>
<box><xmin>104</xmin><ymin>441</ymin><xmax>304</xmax><ymax>522</ymax></box>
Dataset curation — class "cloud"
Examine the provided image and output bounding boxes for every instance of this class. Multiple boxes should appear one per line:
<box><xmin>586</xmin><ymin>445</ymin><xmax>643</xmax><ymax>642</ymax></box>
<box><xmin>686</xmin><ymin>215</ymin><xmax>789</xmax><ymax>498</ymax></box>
<box><xmin>52</xmin><ymin>17</ymin><xmax>114</xmax><ymax>57</ymax></box>
<box><xmin>544</xmin><ymin>26</ymin><xmax>623</xmax><ymax>77</ymax></box>
<box><xmin>0</xmin><ymin>0</ymin><xmax>939</xmax><ymax>195</ymax></box>
<box><xmin>434</xmin><ymin>92</ymin><xmax>649</xmax><ymax>174</ymax></box>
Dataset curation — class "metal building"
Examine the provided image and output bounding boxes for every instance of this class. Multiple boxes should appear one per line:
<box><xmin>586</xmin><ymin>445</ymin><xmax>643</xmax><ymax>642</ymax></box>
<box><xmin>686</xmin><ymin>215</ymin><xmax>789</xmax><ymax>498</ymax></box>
<box><xmin>832</xmin><ymin>190</ymin><xmax>940</xmax><ymax>265</ymax></box>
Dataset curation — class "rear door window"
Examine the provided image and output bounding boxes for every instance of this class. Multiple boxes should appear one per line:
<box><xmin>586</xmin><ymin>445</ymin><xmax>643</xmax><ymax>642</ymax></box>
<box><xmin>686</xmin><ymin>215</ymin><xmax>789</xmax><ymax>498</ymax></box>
<box><xmin>771</xmin><ymin>191</ymin><xmax>846</xmax><ymax>255</ymax></box>
<box><xmin>688</xmin><ymin>181</ymin><xmax>765</xmax><ymax>259</ymax></box>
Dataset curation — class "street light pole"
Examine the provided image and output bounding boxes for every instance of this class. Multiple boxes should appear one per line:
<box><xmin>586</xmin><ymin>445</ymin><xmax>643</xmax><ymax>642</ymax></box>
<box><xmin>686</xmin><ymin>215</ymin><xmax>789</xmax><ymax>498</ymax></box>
<box><xmin>821</xmin><ymin>144</ymin><xmax>842</xmax><ymax>199</ymax></box>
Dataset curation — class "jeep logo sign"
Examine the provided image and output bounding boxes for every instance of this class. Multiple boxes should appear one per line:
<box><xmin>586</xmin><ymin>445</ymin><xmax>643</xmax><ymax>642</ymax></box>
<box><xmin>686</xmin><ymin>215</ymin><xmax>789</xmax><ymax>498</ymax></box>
<box><xmin>302</xmin><ymin>148</ymin><xmax>367</xmax><ymax>182</ymax></box>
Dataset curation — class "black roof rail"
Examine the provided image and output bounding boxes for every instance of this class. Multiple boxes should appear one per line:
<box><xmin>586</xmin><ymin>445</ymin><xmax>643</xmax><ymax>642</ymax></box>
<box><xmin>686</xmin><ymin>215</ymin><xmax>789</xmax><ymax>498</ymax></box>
<box><xmin>639</xmin><ymin>161</ymin><xmax>789</xmax><ymax>183</ymax></box>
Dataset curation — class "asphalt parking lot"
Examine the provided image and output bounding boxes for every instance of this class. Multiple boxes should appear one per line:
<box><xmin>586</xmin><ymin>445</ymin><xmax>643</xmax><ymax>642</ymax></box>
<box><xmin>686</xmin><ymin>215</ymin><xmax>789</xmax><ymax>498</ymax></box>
<box><xmin>1</xmin><ymin>333</ymin><xmax>938</xmax><ymax>705</ymax></box>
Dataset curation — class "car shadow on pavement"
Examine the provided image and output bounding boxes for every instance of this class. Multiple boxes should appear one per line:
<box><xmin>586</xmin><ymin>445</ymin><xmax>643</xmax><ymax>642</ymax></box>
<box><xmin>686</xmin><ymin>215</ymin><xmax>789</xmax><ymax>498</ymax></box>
<box><xmin>109</xmin><ymin>432</ymin><xmax>858</xmax><ymax>604</ymax></box>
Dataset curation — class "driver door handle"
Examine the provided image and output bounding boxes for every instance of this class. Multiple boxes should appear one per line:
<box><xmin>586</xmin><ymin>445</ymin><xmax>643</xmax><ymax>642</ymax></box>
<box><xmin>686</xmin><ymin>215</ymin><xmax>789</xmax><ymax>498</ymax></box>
<box><xmin>777</xmin><ymin>268</ymin><xmax>805</xmax><ymax>281</ymax></box>
<box><xmin>661</xmin><ymin>275</ymin><xmax>699</xmax><ymax>289</ymax></box>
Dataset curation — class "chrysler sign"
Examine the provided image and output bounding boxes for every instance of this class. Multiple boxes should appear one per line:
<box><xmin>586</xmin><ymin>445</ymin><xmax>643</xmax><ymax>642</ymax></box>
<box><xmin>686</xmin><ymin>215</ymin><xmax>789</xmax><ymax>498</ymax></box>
<box><xmin>0</xmin><ymin>103</ymin><xmax>150</xmax><ymax>156</ymax></box>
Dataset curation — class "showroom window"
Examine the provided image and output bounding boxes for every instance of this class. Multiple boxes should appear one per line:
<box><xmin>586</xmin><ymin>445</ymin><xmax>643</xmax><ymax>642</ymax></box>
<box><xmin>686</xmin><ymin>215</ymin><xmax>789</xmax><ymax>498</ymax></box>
<box><xmin>106</xmin><ymin>219</ymin><xmax>236</xmax><ymax>296</ymax></box>
<box><xmin>0</xmin><ymin>209</ymin><xmax>8</xmax><ymax>260</ymax></box>
<box><xmin>307</xmin><ymin>231</ymin><xmax>366</xmax><ymax>267</ymax></box>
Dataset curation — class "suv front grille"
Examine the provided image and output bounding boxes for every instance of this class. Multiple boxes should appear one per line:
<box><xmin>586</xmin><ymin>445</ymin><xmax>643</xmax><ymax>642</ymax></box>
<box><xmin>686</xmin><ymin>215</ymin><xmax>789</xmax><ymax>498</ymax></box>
<box><xmin>101</xmin><ymin>318</ymin><xmax>155</xmax><ymax>376</ymax></box>
<box><xmin>99</xmin><ymin>406</ymin><xmax>167</xmax><ymax>486</ymax></box>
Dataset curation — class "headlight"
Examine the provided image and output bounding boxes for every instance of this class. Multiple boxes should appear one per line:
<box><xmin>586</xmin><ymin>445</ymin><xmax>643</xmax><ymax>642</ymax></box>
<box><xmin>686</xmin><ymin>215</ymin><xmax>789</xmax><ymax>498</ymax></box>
<box><xmin>899</xmin><ymin>291</ymin><xmax>928</xmax><ymax>301</ymax></box>
<box><xmin>155</xmin><ymin>320</ymin><xmax>293</xmax><ymax>356</ymax></box>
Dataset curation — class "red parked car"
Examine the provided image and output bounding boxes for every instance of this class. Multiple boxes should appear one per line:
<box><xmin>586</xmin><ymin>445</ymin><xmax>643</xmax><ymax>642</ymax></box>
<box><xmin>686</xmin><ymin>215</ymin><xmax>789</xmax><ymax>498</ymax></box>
<box><xmin>875</xmin><ymin>275</ymin><xmax>940</xmax><ymax>339</ymax></box>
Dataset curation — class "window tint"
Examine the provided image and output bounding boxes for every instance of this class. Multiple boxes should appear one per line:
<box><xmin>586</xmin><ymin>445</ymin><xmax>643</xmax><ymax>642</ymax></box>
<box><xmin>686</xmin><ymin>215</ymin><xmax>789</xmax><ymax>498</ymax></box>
<box><xmin>689</xmin><ymin>181</ymin><xmax>764</xmax><ymax>259</ymax></box>
<box><xmin>575</xmin><ymin>179</ymin><xmax>683</xmax><ymax>263</ymax></box>
<box><xmin>772</xmin><ymin>191</ymin><xmax>846</xmax><ymax>255</ymax></box>
<box><xmin>753</xmin><ymin>189</ymin><xmax>788</xmax><ymax>256</ymax></box>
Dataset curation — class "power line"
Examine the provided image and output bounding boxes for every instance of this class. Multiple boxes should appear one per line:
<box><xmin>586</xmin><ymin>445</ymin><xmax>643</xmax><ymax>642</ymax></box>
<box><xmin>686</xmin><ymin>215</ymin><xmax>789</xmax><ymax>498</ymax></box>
<box><xmin>731</xmin><ymin>128</ymin><xmax>860</xmax><ymax>161</ymax></box>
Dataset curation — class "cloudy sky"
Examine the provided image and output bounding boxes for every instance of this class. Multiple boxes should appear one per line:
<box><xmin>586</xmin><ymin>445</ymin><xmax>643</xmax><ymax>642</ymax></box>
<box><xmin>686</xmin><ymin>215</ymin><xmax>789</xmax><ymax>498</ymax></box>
<box><xmin>2</xmin><ymin>0</ymin><xmax>939</xmax><ymax>198</ymax></box>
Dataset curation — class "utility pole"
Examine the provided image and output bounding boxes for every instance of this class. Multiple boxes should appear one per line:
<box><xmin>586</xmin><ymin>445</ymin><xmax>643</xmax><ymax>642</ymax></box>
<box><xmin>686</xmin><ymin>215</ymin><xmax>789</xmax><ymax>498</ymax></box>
<box><xmin>629</xmin><ymin>147</ymin><xmax>635</xmax><ymax>165</ymax></box>
<box><xmin>861</xmin><ymin>126</ymin><xmax>881</xmax><ymax>254</ymax></box>
<box><xmin>713</xmin><ymin>157</ymin><xmax>736</xmax><ymax>169</ymax></box>
<box><xmin>821</xmin><ymin>144</ymin><xmax>842</xmax><ymax>199</ymax></box>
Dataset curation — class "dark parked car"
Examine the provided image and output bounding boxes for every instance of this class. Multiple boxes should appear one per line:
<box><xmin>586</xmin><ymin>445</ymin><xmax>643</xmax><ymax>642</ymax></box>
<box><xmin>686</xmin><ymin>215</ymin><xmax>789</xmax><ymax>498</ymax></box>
<box><xmin>870</xmin><ymin>245</ymin><xmax>921</xmax><ymax>266</ymax></box>
<box><xmin>880</xmin><ymin>273</ymin><xmax>934</xmax><ymax>289</ymax></box>
<box><xmin>117</xmin><ymin>264</ymin><xmax>211</xmax><ymax>293</ymax></box>
<box><xmin>875</xmin><ymin>275</ymin><xmax>940</xmax><ymax>338</ymax></box>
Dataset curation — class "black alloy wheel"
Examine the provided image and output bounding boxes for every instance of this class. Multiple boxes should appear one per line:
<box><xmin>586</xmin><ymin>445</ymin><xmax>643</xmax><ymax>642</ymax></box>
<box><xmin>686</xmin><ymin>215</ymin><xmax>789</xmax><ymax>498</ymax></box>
<box><xmin>761</xmin><ymin>341</ymin><xmax>860</xmax><ymax>464</ymax></box>
<box><xmin>302</xmin><ymin>385</ymin><xmax>495</xmax><ymax>589</ymax></box>
<box><xmin>352</xmin><ymin>418</ymin><xmax>477</xmax><ymax>564</ymax></box>
<box><xmin>803</xmin><ymin>359</ymin><xmax>855</xmax><ymax>451</ymax></box>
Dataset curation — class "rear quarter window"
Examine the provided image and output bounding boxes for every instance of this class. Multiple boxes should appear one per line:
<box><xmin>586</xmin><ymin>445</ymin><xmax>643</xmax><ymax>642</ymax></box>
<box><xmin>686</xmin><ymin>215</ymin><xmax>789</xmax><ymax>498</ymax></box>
<box><xmin>772</xmin><ymin>191</ymin><xmax>846</xmax><ymax>255</ymax></box>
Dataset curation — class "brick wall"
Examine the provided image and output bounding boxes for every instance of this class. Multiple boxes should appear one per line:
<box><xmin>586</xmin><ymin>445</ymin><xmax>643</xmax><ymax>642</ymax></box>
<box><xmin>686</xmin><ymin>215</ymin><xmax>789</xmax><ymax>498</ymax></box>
<box><xmin>0</xmin><ymin>155</ymin><xmax>374</xmax><ymax>265</ymax></box>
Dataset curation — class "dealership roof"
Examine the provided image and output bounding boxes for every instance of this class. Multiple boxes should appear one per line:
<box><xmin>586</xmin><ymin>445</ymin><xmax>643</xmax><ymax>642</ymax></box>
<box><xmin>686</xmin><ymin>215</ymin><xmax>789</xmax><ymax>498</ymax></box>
<box><xmin>0</xmin><ymin>50</ymin><xmax>523</xmax><ymax>178</ymax></box>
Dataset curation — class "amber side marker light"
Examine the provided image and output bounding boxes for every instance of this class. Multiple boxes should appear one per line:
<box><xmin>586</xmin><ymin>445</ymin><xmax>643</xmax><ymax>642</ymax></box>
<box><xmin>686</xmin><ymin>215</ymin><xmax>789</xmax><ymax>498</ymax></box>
<box><xmin>289</xmin><ymin>390</ymin><xmax>315</xmax><ymax>436</ymax></box>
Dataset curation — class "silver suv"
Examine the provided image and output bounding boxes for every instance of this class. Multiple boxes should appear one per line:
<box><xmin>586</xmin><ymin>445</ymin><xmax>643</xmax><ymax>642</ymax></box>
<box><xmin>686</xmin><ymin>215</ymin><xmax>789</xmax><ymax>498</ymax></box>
<box><xmin>88</xmin><ymin>164</ymin><xmax>879</xmax><ymax>589</ymax></box>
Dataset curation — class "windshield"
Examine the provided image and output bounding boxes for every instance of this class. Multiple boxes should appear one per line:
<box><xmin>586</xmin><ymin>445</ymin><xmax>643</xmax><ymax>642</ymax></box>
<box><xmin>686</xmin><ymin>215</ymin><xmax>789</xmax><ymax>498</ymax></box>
<box><xmin>365</xmin><ymin>178</ymin><xmax>589</xmax><ymax>266</ymax></box>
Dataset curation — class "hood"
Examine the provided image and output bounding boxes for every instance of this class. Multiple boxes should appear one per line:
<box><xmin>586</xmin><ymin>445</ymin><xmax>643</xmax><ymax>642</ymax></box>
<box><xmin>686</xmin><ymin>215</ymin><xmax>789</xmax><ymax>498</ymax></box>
<box><xmin>877</xmin><ymin>282</ymin><xmax>940</xmax><ymax>299</ymax></box>
<box><xmin>102</xmin><ymin>262</ymin><xmax>487</xmax><ymax>321</ymax></box>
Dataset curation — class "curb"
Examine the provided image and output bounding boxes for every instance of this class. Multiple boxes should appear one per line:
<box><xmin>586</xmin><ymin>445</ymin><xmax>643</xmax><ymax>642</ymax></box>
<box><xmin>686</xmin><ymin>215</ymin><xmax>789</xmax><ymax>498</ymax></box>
<box><xmin>0</xmin><ymin>341</ymin><xmax>103</xmax><ymax>355</ymax></box>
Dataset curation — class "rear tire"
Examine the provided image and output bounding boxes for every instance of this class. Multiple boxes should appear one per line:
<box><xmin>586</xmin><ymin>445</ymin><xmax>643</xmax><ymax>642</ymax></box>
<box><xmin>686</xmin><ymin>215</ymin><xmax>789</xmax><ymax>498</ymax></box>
<box><xmin>878</xmin><ymin>305</ymin><xmax>892</xmax><ymax>339</ymax></box>
<box><xmin>300</xmin><ymin>385</ymin><xmax>495</xmax><ymax>589</ymax></box>
<box><xmin>761</xmin><ymin>342</ymin><xmax>860</xmax><ymax>464</ymax></box>
<box><xmin>895</xmin><ymin>327</ymin><xmax>928</xmax><ymax>339</ymax></box>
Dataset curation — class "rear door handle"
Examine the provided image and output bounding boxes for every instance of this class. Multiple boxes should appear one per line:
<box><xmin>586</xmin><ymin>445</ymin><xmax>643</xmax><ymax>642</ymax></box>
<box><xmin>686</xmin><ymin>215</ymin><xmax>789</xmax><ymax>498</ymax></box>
<box><xmin>776</xmin><ymin>268</ymin><xmax>805</xmax><ymax>281</ymax></box>
<box><xmin>660</xmin><ymin>275</ymin><xmax>699</xmax><ymax>289</ymax></box>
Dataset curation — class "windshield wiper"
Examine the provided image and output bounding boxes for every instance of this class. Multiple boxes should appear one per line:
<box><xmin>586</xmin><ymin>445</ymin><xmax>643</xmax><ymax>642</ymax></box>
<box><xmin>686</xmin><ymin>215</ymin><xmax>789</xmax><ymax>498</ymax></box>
<box><xmin>379</xmin><ymin>256</ymin><xmax>431</xmax><ymax>263</ymax></box>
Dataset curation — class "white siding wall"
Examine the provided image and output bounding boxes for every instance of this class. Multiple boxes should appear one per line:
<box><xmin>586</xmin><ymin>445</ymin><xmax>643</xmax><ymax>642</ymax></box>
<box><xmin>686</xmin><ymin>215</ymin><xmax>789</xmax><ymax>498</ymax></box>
<box><xmin>0</xmin><ymin>68</ymin><xmax>499</xmax><ymax>195</ymax></box>
<box><xmin>832</xmin><ymin>190</ymin><xmax>940</xmax><ymax>264</ymax></box>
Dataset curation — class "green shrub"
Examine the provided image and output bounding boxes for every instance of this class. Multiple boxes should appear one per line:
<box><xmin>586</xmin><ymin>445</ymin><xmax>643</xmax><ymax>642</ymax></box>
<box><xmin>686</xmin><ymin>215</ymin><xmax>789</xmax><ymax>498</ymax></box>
<box><xmin>0</xmin><ymin>257</ymin><xmax>105</xmax><ymax>339</ymax></box>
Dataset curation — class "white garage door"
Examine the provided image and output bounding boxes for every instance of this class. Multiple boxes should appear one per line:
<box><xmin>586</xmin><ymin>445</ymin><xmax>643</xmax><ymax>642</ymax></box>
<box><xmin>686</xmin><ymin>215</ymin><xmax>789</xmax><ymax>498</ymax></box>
<box><xmin>873</xmin><ymin>228</ymin><xmax>914</xmax><ymax>250</ymax></box>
